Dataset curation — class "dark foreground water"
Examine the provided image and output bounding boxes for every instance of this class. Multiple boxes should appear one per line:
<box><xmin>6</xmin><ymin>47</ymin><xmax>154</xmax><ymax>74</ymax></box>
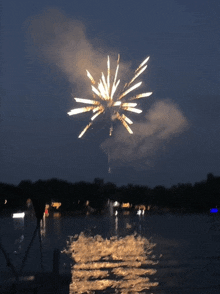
<box><xmin>0</xmin><ymin>211</ymin><xmax>220</xmax><ymax>293</ymax></box>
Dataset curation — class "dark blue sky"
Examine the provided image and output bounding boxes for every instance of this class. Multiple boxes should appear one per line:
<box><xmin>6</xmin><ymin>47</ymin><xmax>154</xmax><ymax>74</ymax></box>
<box><xmin>1</xmin><ymin>0</ymin><xmax>220</xmax><ymax>187</ymax></box>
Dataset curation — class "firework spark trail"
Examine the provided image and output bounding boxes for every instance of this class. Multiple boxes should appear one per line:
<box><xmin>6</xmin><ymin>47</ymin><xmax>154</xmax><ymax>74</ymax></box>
<box><xmin>78</xmin><ymin>122</ymin><xmax>93</xmax><ymax>138</ymax></box>
<box><xmin>130</xmin><ymin>92</ymin><xmax>153</xmax><ymax>100</ymax></box>
<box><xmin>68</xmin><ymin>55</ymin><xmax>152</xmax><ymax>138</ymax></box>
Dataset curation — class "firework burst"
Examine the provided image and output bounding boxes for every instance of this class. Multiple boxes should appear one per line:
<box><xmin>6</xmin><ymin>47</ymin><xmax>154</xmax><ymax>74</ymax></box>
<box><xmin>67</xmin><ymin>55</ymin><xmax>152</xmax><ymax>138</ymax></box>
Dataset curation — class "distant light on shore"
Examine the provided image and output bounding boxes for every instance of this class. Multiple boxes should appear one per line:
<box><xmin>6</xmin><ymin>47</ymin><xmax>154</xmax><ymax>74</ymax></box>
<box><xmin>210</xmin><ymin>208</ymin><xmax>218</xmax><ymax>213</ymax></box>
<box><xmin>12</xmin><ymin>212</ymin><xmax>25</xmax><ymax>218</ymax></box>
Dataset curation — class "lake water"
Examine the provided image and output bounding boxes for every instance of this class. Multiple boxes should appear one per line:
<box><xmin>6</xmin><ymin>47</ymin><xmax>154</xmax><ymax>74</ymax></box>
<box><xmin>0</xmin><ymin>211</ymin><xmax>220</xmax><ymax>293</ymax></box>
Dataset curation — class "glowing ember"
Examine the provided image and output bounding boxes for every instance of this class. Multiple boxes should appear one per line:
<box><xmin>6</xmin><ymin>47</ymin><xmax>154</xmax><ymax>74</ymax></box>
<box><xmin>67</xmin><ymin>55</ymin><xmax>152</xmax><ymax>138</ymax></box>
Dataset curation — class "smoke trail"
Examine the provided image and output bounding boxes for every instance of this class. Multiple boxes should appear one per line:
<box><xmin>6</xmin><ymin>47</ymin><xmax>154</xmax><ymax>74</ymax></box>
<box><xmin>101</xmin><ymin>99</ymin><xmax>189</xmax><ymax>169</ymax></box>
<box><xmin>25</xmin><ymin>8</ymin><xmax>130</xmax><ymax>96</ymax></box>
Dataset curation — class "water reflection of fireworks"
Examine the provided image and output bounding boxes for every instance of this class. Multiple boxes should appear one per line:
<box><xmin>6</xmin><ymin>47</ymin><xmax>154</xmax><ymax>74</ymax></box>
<box><xmin>67</xmin><ymin>55</ymin><xmax>152</xmax><ymax>138</ymax></box>
<box><xmin>62</xmin><ymin>233</ymin><xmax>159</xmax><ymax>293</ymax></box>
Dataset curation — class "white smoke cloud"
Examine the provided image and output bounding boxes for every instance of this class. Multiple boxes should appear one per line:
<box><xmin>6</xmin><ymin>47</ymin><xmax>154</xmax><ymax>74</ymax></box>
<box><xmin>101</xmin><ymin>100</ymin><xmax>189</xmax><ymax>169</ymax></box>
<box><xmin>25</xmin><ymin>8</ymin><xmax>189</xmax><ymax>169</ymax></box>
<box><xmin>25</xmin><ymin>8</ymin><xmax>130</xmax><ymax>96</ymax></box>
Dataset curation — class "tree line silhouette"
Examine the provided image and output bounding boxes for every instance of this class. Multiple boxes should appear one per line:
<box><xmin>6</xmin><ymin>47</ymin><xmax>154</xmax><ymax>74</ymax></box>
<box><xmin>0</xmin><ymin>173</ymin><xmax>219</xmax><ymax>214</ymax></box>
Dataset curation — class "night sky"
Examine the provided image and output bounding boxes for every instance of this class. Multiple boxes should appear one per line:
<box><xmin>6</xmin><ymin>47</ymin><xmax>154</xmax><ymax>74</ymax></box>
<box><xmin>1</xmin><ymin>0</ymin><xmax>220</xmax><ymax>187</ymax></box>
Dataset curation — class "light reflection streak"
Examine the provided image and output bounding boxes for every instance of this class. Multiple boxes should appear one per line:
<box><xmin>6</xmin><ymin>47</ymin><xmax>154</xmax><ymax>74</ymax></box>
<box><xmin>63</xmin><ymin>233</ymin><xmax>159</xmax><ymax>293</ymax></box>
<box><xmin>40</xmin><ymin>213</ymin><xmax>46</xmax><ymax>237</ymax></box>
<box><xmin>115</xmin><ymin>215</ymin><xmax>118</xmax><ymax>234</ymax></box>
